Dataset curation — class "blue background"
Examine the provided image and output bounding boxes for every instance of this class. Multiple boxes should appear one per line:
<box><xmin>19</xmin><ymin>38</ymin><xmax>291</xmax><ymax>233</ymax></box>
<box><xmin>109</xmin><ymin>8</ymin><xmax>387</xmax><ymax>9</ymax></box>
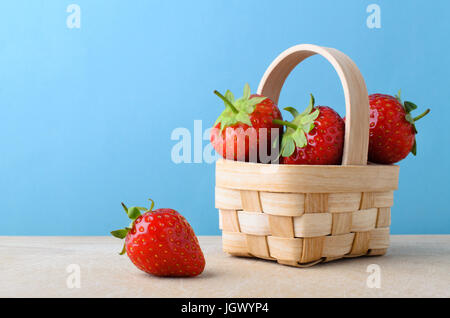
<box><xmin>1</xmin><ymin>0</ymin><xmax>449</xmax><ymax>235</ymax></box>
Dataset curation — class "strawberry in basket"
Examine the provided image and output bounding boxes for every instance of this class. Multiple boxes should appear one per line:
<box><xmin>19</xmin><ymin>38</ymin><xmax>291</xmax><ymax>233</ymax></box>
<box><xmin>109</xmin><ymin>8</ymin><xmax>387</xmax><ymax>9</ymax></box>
<box><xmin>210</xmin><ymin>83</ymin><xmax>283</xmax><ymax>162</ymax></box>
<box><xmin>274</xmin><ymin>94</ymin><xmax>345</xmax><ymax>165</ymax></box>
<box><xmin>111</xmin><ymin>199</ymin><xmax>205</xmax><ymax>277</ymax></box>
<box><xmin>367</xmin><ymin>92</ymin><xmax>430</xmax><ymax>164</ymax></box>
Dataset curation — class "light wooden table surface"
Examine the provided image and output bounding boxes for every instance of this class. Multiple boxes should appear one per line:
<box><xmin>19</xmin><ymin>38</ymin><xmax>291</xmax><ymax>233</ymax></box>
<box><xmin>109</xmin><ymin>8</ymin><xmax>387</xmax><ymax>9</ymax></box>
<box><xmin>0</xmin><ymin>235</ymin><xmax>449</xmax><ymax>298</ymax></box>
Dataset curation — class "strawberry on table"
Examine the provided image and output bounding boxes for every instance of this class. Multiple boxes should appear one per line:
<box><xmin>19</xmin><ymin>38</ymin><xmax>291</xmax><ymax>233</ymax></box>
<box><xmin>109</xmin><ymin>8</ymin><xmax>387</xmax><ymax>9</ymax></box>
<box><xmin>111</xmin><ymin>199</ymin><xmax>205</xmax><ymax>277</ymax></box>
<box><xmin>210</xmin><ymin>83</ymin><xmax>283</xmax><ymax>162</ymax></box>
<box><xmin>275</xmin><ymin>94</ymin><xmax>345</xmax><ymax>165</ymax></box>
<box><xmin>368</xmin><ymin>92</ymin><xmax>430</xmax><ymax>164</ymax></box>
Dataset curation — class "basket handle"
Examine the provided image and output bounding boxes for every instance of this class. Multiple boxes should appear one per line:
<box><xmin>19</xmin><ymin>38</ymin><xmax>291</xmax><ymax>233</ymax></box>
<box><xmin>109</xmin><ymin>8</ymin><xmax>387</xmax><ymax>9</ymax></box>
<box><xmin>257</xmin><ymin>44</ymin><xmax>369</xmax><ymax>166</ymax></box>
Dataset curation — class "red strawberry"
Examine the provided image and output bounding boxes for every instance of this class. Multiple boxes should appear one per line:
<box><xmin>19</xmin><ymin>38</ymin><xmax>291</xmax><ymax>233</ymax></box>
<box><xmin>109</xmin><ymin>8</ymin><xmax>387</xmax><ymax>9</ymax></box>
<box><xmin>111</xmin><ymin>199</ymin><xmax>205</xmax><ymax>277</ymax></box>
<box><xmin>210</xmin><ymin>83</ymin><xmax>282</xmax><ymax>163</ymax></box>
<box><xmin>368</xmin><ymin>92</ymin><xmax>430</xmax><ymax>164</ymax></box>
<box><xmin>275</xmin><ymin>94</ymin><xmax>345</xmax><ymax>165</ymax></box>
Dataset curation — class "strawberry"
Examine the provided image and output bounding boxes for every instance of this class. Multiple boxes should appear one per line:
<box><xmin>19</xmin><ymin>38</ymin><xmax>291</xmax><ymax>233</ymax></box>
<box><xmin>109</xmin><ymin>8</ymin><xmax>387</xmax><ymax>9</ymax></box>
<box><xmin>368</xmin><ymin>92</ymin><xmax>430</xmax><ymax>164</ymax></box>
<box><xmin>274</xmin><ymin>94</ymin><xmax>345</xmax><ymax>165</ymax></box>
<box><xmin>210</xmin><ymin>83</ymin><xmax>283</xmax><ymax>163</ymax></box>
<box><xmin>111</xmin><ymin>199</ymin><xmax>205</xmax><ymax>277</ymax></box>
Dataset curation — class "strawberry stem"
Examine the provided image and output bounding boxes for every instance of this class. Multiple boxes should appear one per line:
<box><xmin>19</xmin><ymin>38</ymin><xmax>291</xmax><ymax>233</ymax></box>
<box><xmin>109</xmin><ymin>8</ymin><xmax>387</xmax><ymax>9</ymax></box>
<box><xmin>273</xmin><ymin>119</ymin><xmax>298</xmax><ymax>130</ymax></box>
<box><xmin>214</xmin><ymin>90</ymin><xmax>239</xmax><ymax>114</ymax></box>
<box><xmin>121</xmin><ymin>202</ymin><xmax>128</xmax><ymax>213</ymax></box>
<box><xmin>148</xmin><ymin>198</ymin><xmax>155</xmax><ymax>211</ymax></box>
<box><xmin>413</xmin><ymin>108</ymin><xmax>430</xmax><ymax>122</ymax></box>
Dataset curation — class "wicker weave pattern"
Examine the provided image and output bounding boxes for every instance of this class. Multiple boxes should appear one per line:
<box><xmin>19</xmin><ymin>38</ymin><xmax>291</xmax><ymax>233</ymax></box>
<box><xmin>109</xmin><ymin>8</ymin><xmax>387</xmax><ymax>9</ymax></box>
<box><xmin>216</xmin><ymin>187</ymin><xmax>392</xmax><ymax>267</ymax></box>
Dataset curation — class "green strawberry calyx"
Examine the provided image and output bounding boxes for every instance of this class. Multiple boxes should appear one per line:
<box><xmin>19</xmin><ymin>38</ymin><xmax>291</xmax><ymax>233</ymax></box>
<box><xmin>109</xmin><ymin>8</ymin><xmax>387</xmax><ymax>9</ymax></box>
<box><xmin>395</xmin><ymin>90</ymin><xmax>431</xmax><ymax>156</ymax></box>
<box><xmin>213</xmin><ymin>83</ymin><xmax>267</xmax><ymax>132</ymax></box>
<box><xmin>110</xmin><ymin>199</ymin><xmax>155</xmax><ymax>255</ymax></box>
<box><xmin>273</xmin><ymin>94</ymin><xmax>320</xmax><ymax>157</ymax></box>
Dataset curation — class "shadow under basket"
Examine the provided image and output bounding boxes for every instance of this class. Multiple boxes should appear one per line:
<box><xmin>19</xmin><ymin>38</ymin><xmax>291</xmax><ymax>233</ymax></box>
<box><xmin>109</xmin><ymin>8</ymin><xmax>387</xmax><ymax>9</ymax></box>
<box><xmin>214</xmin><ymin>44</ymin><xmax>400</xmax><ymax>267</ymax></box>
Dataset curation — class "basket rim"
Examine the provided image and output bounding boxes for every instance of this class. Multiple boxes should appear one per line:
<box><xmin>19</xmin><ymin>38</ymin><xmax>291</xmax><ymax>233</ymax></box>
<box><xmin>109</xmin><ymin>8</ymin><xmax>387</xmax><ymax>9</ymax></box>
<box><xmin>216</xmin><ymin>158</ymin><xmax>397</xmax><ymax>169</ymax></box>
<box><xmin>215</xmin><ymin>159</ymin><xmax>399</xmax><ymax>193</ymax></box>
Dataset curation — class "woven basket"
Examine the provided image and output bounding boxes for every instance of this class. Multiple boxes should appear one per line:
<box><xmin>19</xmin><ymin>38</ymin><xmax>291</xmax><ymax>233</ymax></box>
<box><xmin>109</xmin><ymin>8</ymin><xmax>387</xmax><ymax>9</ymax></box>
<box><xmin>215</xmin><ymin>44</ymin><xmax>400</xmax><ymax>267</ymax></box>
